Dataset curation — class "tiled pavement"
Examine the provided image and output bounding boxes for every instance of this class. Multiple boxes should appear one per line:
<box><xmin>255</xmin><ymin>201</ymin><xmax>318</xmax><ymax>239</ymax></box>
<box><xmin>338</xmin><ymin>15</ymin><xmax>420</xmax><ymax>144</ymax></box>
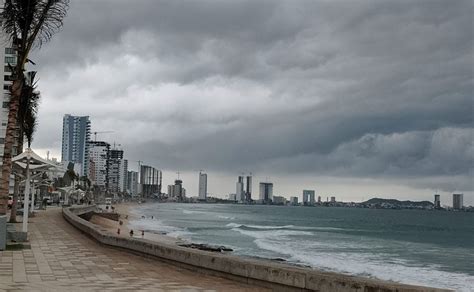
<box><xmin>0</xmin><ymin>208</ymin><xmax>268</xmax><ymax>291</ymax></box>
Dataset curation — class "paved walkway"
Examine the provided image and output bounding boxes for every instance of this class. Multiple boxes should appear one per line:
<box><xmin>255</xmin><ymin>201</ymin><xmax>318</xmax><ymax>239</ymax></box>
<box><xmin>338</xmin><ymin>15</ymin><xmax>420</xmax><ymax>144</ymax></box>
<box><xmin>0</xmin><ymin>208</ymin><xmax>268</xmax><ymax>291</ymax></box>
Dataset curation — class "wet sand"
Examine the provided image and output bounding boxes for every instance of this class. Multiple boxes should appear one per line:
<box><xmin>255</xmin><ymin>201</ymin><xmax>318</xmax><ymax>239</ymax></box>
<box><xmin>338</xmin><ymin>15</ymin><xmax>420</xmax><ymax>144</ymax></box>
<box><xmin>90</xmin><ymin>202</ymin><xmax>181</xmax><ymax>245</ymax></box>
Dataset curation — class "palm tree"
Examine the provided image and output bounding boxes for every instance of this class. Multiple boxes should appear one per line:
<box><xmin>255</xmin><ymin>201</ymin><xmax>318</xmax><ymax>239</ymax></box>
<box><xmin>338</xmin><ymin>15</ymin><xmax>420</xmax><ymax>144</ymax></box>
<box><xmin>0</xmin><ymin>0</ymin><xmax>69</xmax><ymax>214</ymax></box>
<box><xmin>9</xmin><ymin>72</ymin><xmax>40</xmax><ymax>222</ymax></box>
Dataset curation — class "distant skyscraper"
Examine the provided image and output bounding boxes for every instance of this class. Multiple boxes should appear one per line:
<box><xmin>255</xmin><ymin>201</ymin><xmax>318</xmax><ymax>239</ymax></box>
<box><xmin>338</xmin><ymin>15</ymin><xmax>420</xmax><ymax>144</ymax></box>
<box><xmin>118</xmin><ymin>159</ymin><xmax>128</xmax><ymax>193</ymax></box>
<box><xmin>453</xmin><ymin>194</ymin><xmax>463</xmax><ymax>210</ymax></box>
<box><xmin>259</xmin><ymin>182</ymin><xmax>273</xmax><ymax>203</ymax></box>
<box><xmin>303</xmin><ymin>190</ymin><xmax>315</xmax><ymax>205</ymax></box>
<box><xmin>434</xmin><ymin>194</ymin><xmax>441</xmax><ymax>209</ymax></box>
<box><xmin>330</xmin><ymin>196</ymin><xmax>336</xmax><ymax>203</ymax></box>
<box><xmin>317</xmin><ymin>196</ymin><xmax>322</xmax><ymax>204</ymax></box>
<box><xmin>127</xmin><ymin>171</ymin><xmax>138</xmax><ymax>196</ymax></box>
<box><xmin>198</xmin><ymin>172</ymin><xmax>207</xmax><ymax>201</ymax></box>
<box><xmin>245</xmin><ymin>175</ymin><xmax>252</xmax><ymax>202</ymax></box>
<box><xmin>290</xmin><ymin>196</ymin><xmax>298</xmax><ymax>205</ymax></box>
<box><xmin>236</xmin><ymin>176</ymin><xmax>244</xmax><ymax>202</ymax></box>
<box><xmin>140</xmin><ymin>165</ymin><xmax>161</xmax><ymax>197</ymax></box>
<box><xmin>61</xmin><ymin>114</ymin><xmax>91</xmax><ymax>176</ymax></box>
<box><xmin>168</xmin><ymin>179</ymin><xmax>185</xmax><ymax>201</ymax></box>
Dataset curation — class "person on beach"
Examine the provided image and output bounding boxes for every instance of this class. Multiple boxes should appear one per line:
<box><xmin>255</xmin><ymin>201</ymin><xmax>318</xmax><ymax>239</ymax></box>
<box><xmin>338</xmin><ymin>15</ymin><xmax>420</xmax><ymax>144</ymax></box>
<box><xmin>129</xmin><ymin>230</ymin><xmax>134</xmax><ymax>237</ymax></box>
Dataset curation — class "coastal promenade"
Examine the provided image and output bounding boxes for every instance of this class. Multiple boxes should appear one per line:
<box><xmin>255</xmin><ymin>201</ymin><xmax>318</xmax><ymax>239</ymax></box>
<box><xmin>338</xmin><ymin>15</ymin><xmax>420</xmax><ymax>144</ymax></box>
<box><xmin>0</xmin><ymin>207</ymin><xmax>267</xmax><ymax>291</ymax></box>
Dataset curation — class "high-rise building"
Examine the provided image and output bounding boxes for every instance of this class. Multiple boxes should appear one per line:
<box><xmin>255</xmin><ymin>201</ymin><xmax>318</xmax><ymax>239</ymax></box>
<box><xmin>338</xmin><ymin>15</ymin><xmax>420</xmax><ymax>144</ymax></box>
<box><xmin>88</xmin><ymin>141</ymin><xmax>110</xmax><ymax>190</ymax></box>
<box><xmin>198</xmin><ymin>172</ymin><xmax>207</xmax><ymax>201</ymax></box>
<box><xmin>303</xmin><ymin>190</ymin><xmax>315</xmax><ymax>205</ymax></box>
<box><xmin>317</xmin><ymin>196</ymin><xmax>322</xmax><ymax>204</ymax></box>
<box><xmin>236</xmin><ymin>176</ymin><xmax>244</xmax><ymax>202</ymax></box>
<box><xmin>118</xmin><ymin>159</ymin><xmax>128</xmax><ymax>193</ymax></box>
<box><xmin>107</xmin><ymin>148</ymin><xmax>124</xmax><ymax>194</ymax></box>
<box><xmin>259</xmin><ymin>182</ymin><xmax>273</xmax><ymax>203</ymax></box>
<box><xmin>168</xmin><ymin>179</ymin><xmax>185</xmax><ymax>201</ymax></box>
<box><xmin>245</xmin><ymin>175</ymin><xmax>252</xmax><ymax>202</ymax></box>
<box><xmin>434</xmin><ymin>194</ymin><xmax>441</xmax><ymax>209</ymax></box>
<box><xmin>330</xmin><ymin>196</ymin><xmax>336</xmax><ymax>203</ymax></box>
<box><xmin>453</xmin><ymin>194</ymin><xmax>463</xmax><ymax>210</ymax></box>
<box><xmin>140</xmin><ymin>165</ymin><xmax>161</xmax><ymax>197</ymax></box>
<box><xmin>127</xmin><ymin>171</ymin><xmax>138</xmax><ymax>196</ymax></box>
<box><xmin>61</xmin><ymin>114</ymin><xmax>91</xmax><ymax>176</ymax></box>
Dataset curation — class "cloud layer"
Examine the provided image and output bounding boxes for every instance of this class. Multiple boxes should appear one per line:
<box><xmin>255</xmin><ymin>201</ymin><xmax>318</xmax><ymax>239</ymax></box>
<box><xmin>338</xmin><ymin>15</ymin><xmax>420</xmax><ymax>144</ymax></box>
<box><xmin>28</xmin><ymin>0</ymin><xmax>473</xmax><ymax>197</ymax></box>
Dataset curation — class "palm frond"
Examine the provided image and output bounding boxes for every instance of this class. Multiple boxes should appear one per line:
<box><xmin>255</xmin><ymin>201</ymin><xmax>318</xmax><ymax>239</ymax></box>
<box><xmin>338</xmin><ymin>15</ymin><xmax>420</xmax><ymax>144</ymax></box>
<box><xmin>18</xmin><ymin>71</ymin><xmax>40</xmax><ymax>147</ymax></box>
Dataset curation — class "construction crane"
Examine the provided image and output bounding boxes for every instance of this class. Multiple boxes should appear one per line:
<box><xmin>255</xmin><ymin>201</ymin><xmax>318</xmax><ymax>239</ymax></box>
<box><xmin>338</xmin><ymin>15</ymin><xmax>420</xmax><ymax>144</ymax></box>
<box><xmin>93</xmin><ymin>131</ymin><xmax>114</xmax><ymax>141</ymax></box>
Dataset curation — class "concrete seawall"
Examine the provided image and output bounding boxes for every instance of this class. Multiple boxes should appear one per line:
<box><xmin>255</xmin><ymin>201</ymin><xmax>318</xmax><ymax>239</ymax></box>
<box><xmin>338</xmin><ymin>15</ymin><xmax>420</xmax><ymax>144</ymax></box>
<box><xmin>63</xmin><ymin>205</ymin><xmax>450</xmax><ymax>292</ymax></box>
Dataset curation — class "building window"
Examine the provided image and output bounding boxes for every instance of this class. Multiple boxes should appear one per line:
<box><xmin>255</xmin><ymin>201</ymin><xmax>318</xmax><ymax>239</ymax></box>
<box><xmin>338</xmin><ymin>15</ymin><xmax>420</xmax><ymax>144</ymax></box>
<box><xmin>1</xmin><ymin>123</ymin><xmax>6</xmax><ymax>126</ymax></box>
<box><xmin>0</xmin><ymin>138</ymin><xmax>4</xmax><ymax>144</ymax></box>
<box><xmin>3</xmin><ymin>85</ymin><xmax>11</xmax><ymax>91</ymax></box>
<box><xmin>4</xmin><ymin>66</ymin><xmax>12</xmax><ymax>73</ymax></box>
<box><xmin>4</xmin><ymin>75</ymin><xmax>13</xmax><ymax>81</ymax></box>
<box><xmin>3</xmin><ymin>101</ymin><xmax>9</xmax><ymax>108</ymax></box>
<box><xmin>4</xmin><ymin>48</ymin><xmax>15</xmax><ymax>55</ymax></box>
<box><xmin>4</xmin><ymin>56</ymin><xmax>16</xmax><ymax>64</ymax></box>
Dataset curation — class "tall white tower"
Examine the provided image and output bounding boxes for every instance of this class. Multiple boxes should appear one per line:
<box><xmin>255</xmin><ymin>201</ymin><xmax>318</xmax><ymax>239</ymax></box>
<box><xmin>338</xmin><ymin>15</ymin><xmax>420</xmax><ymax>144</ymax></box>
<box><xmin>198</xmin><ymin>172</ymin><xmax>207</xmax><ymax>201</ymax></box>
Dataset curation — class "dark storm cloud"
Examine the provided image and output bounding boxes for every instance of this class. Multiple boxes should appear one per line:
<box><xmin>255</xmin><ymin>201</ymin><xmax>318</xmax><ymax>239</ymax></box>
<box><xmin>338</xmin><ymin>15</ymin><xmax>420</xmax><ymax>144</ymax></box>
<box><xmin>31</xmin><ymin>0</ymin><xmax>473</xmax><ymax>192</ymax></box>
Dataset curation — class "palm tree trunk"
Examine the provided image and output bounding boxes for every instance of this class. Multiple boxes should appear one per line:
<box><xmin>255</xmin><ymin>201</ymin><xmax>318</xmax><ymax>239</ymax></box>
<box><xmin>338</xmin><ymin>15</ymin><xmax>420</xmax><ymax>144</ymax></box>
<box><xmin>0</xmin><ymin>79</ymin><xmax>22</xmax><ymax>215</ymax></box>
<box><xmin>9</xmin><ymin>176</ymin><xmax>20</xmax><ymax>223</ymax></box>
<box><xmin>10</xmin><ymin>125</ymin><xmax>24</xmax><ymax>223</ymax></box>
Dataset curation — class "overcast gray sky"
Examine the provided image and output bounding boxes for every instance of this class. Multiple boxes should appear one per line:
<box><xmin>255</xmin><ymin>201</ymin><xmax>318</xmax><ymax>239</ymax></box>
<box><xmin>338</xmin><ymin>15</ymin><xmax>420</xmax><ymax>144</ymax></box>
<box><xmin>29</xmin><ymin>0</ymin><xmax>473</xmax><ymax>204</ymax></box>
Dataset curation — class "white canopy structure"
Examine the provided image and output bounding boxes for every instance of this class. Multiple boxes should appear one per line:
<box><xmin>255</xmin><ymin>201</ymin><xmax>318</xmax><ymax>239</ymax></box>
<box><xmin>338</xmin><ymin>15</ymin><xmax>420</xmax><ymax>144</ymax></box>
<box><xmin>12</xmin><ymin>148</ymin><xmax>60</xmax><ymax>232</ymax></box>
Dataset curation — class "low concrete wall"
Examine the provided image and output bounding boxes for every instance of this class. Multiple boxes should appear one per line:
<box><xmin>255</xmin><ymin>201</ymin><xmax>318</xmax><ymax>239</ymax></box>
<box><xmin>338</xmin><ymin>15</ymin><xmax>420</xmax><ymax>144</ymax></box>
<box><xmin>63</xmin><ymin>205</ymin><xmax>449</xmax><ymax>292</ymax></box>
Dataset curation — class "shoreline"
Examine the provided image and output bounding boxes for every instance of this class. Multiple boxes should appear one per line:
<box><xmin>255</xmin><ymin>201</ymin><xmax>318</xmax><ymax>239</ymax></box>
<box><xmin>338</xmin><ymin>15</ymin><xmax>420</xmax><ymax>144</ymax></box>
<box><xmin>65</xmin><ymin>204</ymin><xmax>449</xmax><ymax>291</ymax></box>
<box><xmin>91</xmin><ymin>202</ymin><xmax>183</xmax><ymax>246</ymax></box>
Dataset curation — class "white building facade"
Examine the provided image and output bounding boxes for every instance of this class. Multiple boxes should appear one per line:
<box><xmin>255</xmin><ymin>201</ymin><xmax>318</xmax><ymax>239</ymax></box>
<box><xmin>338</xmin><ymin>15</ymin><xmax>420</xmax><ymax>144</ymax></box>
<box><xmin>88</xmin><ymin>141</ymin><xmax>110</xmax><ymax>190</ymax></box>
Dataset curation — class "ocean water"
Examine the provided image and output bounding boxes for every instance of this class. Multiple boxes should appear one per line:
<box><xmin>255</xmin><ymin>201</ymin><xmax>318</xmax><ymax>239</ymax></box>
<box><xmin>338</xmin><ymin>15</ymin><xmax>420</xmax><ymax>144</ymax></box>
<box><xmin>128</xmin><ymin>203</ymin><xmax>474</xmax><ymax>291</ymax></box>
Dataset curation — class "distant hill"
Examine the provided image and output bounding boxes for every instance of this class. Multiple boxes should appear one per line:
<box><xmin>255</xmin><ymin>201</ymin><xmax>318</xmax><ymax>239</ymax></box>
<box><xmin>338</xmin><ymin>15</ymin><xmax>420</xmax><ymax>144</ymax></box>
<box><xmin>363</xmin><ymin>197</ymin><xmax>434</xmax><ymax>207</ymax></box>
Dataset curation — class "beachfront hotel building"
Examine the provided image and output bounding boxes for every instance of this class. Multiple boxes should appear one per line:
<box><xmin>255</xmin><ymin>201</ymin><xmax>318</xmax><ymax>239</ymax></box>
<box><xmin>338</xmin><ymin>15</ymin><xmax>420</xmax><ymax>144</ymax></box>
<box><xmin>198</xmin><ymin>172</ymin><xmax>207</xmax><ymax>201</ymax></box>
<box><xmin>303</xmin><ymin>190</ymin><xmax>316</xmax><ymax>206</ymax></box>
<box><xmin>259</xmin><ymin>182</ymin><xmax>273</xmax><ymax>204</ymax></box>
<box><xmin>453</xmin><ymin>193</ymin><xmax>463</xmax><ymax>210</ymax></box>
<box><xmin>88</xmin><ymin>141</ymin><xmax>110</xmax><ymax>191</ymax></box>
<box><xmin>61</xmin><ymin>114</ymin><xmax>91</xmax><ymax>176</ymax></box>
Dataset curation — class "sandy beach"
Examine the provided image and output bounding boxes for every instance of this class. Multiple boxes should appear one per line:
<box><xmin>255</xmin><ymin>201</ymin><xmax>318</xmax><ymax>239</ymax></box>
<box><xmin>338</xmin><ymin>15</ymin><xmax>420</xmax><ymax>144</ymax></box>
<box><xmin>89</xmin><ymin>202</ymin><xmax>181</xmax><ymax>245</ymax></box>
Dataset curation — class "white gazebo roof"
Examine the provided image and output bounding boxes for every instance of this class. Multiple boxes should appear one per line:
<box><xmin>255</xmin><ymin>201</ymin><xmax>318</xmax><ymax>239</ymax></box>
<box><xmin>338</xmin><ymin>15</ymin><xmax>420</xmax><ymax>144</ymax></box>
<box><xmin>12</xmin><ymin>148</ymin><xmax>58</xmax><ymax>167</ymax></box>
